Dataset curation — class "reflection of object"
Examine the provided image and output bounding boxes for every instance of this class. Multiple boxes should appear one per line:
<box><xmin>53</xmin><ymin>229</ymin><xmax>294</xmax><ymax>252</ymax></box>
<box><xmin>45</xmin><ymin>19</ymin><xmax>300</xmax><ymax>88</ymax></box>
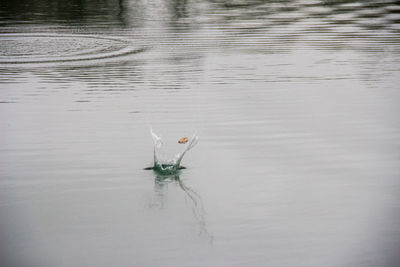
<box><xmin>178</xmin><ymin>137</ymin><xmax>189</xmax><ymax>144</ymax></box>
<box><xmin>151</xmin><ymin>129</ymin><xmax>198</xmax><ymax>174</ymax></box>
<box><xmin>149</xmin><ymin>173</ymin><xmax>213</xmax><ymax>243</ymax></box>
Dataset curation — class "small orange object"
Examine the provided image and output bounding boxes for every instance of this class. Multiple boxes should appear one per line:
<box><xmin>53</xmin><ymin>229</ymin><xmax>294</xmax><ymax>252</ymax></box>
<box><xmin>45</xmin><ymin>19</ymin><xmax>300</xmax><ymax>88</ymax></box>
<box><xmin>178</xmin><ymin>137</ymin><xmax>189</xmax><ymax>144</ymax></box>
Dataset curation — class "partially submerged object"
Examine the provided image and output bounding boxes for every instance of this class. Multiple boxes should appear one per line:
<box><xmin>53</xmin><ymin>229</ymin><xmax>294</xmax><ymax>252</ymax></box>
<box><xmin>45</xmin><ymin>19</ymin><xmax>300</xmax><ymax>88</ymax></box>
<box><xmin>150</xmin><ymin>129</ymin><xmax>198</xmax><ymax>174</ymax></box>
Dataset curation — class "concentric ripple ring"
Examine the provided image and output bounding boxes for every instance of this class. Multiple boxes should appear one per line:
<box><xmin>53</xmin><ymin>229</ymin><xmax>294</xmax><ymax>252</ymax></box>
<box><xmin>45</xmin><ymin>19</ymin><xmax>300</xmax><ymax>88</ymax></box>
<box><xmin>0</xmin><ymin>33</ymin><xmax>146</xmax><ymax>64</ymax></box>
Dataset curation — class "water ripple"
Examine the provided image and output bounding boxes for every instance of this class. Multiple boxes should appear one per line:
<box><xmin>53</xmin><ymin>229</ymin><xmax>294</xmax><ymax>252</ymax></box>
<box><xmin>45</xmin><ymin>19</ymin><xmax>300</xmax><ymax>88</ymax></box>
<box><xmin>0</xmin><ymin>33</ymin><xmax>146</xmax><ymax>65</ymax></box>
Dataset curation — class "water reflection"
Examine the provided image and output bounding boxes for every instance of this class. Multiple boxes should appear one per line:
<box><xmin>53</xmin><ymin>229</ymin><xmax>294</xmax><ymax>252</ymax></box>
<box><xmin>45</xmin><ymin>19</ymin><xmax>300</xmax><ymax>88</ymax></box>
<box><xmin>0</xmin><ymin>0</ymin><xmax>128</xmax><ymax>27</ymax></box>
<box><xmin>205</xmin><ymin>0</ymin><xmax>400</xmax><ymax>49</ymax></box>
<box><xmin>1</xmin><ymin>0</ymin><xmax>399</xmax><ymax>33</ymax></box>
<box><xmin>150</xmin><ymin>172</ymin><xmax>213</xmax><ymax>242</ymax></box>
<box><xmin>1</xmin><ymin>0</ymin><xmax>399</xmax><ymax>66</ymax></box>
<box><xmin>170</xmin><ymin>0</ymin><xmax>189</xmax><ymax>19</ymax></box>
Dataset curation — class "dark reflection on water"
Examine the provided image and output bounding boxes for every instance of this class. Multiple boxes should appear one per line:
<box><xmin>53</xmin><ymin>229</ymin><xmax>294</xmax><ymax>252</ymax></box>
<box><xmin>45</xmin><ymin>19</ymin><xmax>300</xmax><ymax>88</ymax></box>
<box><xmin>0</xmin><ymin>0</ymin><xmax>127</xmax><ymax>27</ymax></box>
<box><xmin>169</xmin><ymin>0</ymin><xmax>189</xmax><ymax>19</ymax></box>
<box><xmin>2</xmin><ymin>0</ymin><xmax>399</xmax><ymax>33</ymax></box>
<box><xmin>1</xmin><ymin>0</ymin><xmax>399</xmax><ymax>69</ymax></box>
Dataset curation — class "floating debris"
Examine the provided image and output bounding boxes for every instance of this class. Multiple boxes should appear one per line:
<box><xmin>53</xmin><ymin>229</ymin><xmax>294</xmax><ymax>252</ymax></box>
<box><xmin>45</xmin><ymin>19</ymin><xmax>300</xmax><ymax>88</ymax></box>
<box><xmin>178</xmin><ymin>137</ymin><xmax>189</xmax><ymax>144</ymax></box>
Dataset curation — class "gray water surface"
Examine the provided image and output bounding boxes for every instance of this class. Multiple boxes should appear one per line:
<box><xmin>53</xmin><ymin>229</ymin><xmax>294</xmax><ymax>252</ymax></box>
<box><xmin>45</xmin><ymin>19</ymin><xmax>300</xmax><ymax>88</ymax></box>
<box><xmin>1</xmin><ymin>0</ymin><xmax>400</xmax><ymax>266</ymax></box>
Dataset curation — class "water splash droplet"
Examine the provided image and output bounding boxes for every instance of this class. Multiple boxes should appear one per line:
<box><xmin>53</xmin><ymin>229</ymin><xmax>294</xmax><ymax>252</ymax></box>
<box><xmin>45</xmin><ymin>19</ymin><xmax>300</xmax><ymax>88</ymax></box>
<box><xmin>150</xmin><ymin>128</ymin><xmax>198</xmax><ymax>174</ymax></box>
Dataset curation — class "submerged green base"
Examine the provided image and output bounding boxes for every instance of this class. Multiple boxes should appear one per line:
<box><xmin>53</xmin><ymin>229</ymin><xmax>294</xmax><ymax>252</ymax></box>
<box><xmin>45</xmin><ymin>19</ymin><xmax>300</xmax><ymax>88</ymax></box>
<box><xmin>144</xmin><ymin>165</ymin><xmax>186</xmax><ymax>175</ymax></box>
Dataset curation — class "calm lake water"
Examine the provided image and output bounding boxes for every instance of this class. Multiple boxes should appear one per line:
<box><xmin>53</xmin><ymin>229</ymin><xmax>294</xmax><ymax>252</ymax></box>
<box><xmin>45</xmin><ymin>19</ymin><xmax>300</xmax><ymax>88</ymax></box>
<box><xmin>1</xmin><ymin>0</ymin><xmax>400</xmax><ymax>266</ymax></box>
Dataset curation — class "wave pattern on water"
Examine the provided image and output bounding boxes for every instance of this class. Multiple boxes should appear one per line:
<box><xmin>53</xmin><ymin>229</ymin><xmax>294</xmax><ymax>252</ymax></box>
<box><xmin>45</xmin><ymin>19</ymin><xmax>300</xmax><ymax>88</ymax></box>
<box><xmin>0</xmin><ymin>33</ymin><xmax>146</xmax><ymax>66</ymax></box>
<box><xmin>197</xmin><ymin>0</ymin><xmax>400</xmax><ymax>52</ymax></box>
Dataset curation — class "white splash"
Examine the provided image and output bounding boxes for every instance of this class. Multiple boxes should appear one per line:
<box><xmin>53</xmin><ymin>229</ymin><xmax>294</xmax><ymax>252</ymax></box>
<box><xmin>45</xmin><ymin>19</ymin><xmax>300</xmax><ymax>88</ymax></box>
<box><xmin>150</xmin><ymin>128</ymin><xmax>198</xmax><ymax>173</ymax></box>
